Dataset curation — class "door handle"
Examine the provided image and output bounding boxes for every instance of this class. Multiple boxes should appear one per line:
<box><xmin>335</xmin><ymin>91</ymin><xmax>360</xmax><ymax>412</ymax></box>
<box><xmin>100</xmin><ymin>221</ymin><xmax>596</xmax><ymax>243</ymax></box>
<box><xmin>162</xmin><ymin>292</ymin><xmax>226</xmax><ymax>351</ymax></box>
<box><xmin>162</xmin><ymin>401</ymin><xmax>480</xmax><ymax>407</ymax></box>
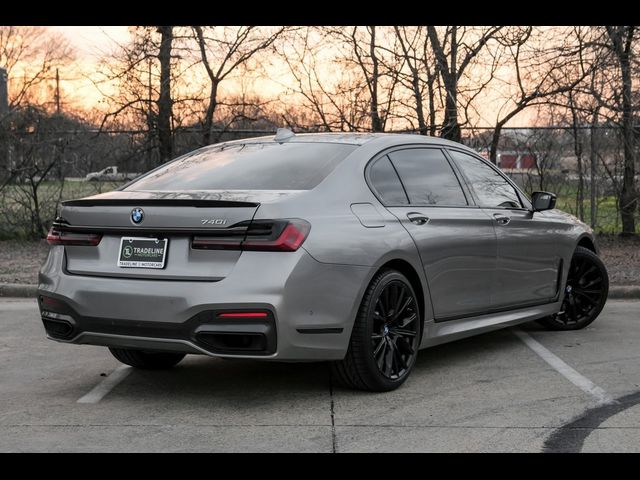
<box><xmin>407</xmin><ymin>212</ymin><xmax>430</xmax><ymax>225</ymax></box>
<box><xmin>493</xmin><ymin>213</ymin><xmax>511</xmax><ymax>225</ymax></box>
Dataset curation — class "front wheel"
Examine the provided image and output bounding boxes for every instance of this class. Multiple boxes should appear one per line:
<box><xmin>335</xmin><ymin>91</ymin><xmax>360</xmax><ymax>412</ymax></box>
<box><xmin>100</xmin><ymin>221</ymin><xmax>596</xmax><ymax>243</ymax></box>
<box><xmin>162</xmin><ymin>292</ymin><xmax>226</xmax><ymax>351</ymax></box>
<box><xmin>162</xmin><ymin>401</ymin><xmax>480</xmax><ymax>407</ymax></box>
<box><xmin>109</xmin><ymin>347</ymin><xmax>185</xmax><ymax>369</ymax></box>
<box><xmin>331</xmin><ymin>269</ymin><xmax>421</xmax><ymax>392</ymax></box>
<box><xmin>537</xmin><ymin>246</ymin><xmax>609</xmax><ymax>331</ymax></box>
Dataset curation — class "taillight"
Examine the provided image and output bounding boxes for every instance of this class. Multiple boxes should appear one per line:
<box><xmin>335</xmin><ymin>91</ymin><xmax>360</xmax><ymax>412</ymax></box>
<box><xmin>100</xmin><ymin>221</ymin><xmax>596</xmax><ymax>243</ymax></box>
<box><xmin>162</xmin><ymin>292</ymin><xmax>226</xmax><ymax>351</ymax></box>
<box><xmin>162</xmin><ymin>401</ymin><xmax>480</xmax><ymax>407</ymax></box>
<box><xmin>217</xmin><ymin>311</ymin><xmax>269</xmax><ymax>318</ymax></box>
<box><xmin>46</xmin><ymin>227</ymin><xmax>102</xmax><ymax>246</ymax></box>
<box><xmin>242</xmin><ymin>221</ymin><xmax>310</xmax><ymax>251</ymax></box>
<box><xmin>192</xmin><ymin>219</ymin><xmax>310</xmax><ymax>252</ymax></box>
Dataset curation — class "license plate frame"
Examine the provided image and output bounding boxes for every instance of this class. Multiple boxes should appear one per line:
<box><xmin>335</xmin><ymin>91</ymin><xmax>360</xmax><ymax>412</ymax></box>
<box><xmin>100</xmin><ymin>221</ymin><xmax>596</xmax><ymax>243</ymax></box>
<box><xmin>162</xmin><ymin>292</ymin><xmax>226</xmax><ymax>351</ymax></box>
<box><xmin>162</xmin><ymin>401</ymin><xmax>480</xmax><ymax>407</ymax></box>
<box><xmin>117</xmin><ymin>237</ymin><xmax>168</xmax><ymax>269</ymax></box>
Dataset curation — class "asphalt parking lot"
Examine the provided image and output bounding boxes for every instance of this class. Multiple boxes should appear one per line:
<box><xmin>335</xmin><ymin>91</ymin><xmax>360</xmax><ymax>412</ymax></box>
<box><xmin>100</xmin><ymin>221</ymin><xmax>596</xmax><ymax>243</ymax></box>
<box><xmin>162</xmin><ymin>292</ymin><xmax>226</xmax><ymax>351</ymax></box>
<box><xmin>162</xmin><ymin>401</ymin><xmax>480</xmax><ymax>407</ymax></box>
<box><xmin>1</xmin><ymin>298</ymin><xmax>639</xmax><ymax>452</ymax></box>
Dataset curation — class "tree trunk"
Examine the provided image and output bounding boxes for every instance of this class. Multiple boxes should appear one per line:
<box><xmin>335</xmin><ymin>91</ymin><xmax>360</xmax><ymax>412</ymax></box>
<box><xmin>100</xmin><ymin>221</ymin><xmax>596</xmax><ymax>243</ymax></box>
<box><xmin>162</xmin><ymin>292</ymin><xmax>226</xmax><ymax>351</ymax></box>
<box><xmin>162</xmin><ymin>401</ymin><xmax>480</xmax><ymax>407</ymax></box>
<box><xmin>489</xmin><ymin>123</ymin><xmax>504</xmax><ymax>165</ymax></box>
<box><xmin>157</xmin><ymin>26</ymin><xmax>173</xmax><ymax>165</ymax></box>
<box><xmin>619</xmin><ymin>46</ymin><xmax>637</xmax><ymax>234</ymax></box>
<box><xmin>442</xmin><ymin>27</ymin><xmax>460</xmax><ymax>142</ymax></box>
<box><xmin>368</xmin><ymin>26</ymin><xmax>383</xmax><ymax>132</ymax></box>
<box><xmin>569</xmin><ymin>95</ymin><xmax>585</xmax><ymax>221</ymax></box>
<box><xmin>590</xmin><ymin>109</ymin><xmax>600</xmax><ymax>229</ymax></box>
<box><xmin>411</xmin><ymin>68</ymin><xmax>426</xmax><ymax>135</ymax></box>
<box><xmin>202</xmin><ymin>80</ymin><xmax>219</xmax><ymax>146</ymax></box>
<box><xmin>426</xmin><ymin>26</ymin><xmax>461</xmax><ymax>142</ymax></box>
<box><xmin>427</xmin><ymin>74</ymin><xmax>437</xmax><ymax>136</ymax></box>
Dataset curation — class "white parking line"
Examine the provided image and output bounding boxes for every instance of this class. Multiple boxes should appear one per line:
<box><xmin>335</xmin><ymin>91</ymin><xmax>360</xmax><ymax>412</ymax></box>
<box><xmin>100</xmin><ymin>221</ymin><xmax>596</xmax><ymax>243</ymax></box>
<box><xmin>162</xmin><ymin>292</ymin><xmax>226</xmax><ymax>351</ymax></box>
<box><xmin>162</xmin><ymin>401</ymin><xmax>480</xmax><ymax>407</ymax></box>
<box><xmin>513</xmin><ymin>329</ymin><xmax>616</xmax><ymax>406</ymax></box>
<box><xmin>77</xmin><ymin>365</ymin><xmax>132</xmax><ymax>404</ymax></box>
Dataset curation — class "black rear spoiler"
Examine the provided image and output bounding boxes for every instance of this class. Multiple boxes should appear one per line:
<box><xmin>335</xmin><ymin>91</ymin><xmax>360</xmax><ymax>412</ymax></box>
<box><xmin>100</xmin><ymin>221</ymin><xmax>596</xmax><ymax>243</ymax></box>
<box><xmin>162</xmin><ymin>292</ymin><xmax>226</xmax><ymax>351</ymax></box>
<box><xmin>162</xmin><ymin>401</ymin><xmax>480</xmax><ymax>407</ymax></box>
<box><xmin>62</xmin><ymin>199</ymin><xmax>259</xmax><ymax>208</ymax></box>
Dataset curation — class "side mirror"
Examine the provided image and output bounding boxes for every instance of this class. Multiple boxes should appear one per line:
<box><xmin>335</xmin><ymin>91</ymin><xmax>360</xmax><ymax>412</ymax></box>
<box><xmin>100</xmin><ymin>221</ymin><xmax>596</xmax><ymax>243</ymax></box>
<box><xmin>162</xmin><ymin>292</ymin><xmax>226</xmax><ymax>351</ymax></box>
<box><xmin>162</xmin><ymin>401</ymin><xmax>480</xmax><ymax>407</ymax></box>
<box><xmin>531</xmin><ymin>191</ymin><xmax>557</xmax><ymax>212</ymax></box>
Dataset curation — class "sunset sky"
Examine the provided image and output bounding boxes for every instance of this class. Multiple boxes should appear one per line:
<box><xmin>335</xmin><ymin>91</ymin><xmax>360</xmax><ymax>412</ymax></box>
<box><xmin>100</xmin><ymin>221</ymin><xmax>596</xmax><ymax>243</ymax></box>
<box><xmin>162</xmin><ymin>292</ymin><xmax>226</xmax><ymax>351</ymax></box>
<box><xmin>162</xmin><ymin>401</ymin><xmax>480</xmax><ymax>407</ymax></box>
<box><xmin>51</xmin><ymin>26</ymin><xmax>130</xmax><ymax>57</ymax></box>
<box><xmin>12</xmin><ymin>26</ymin><xmax>541</xmax><ymax>128</ymax></box>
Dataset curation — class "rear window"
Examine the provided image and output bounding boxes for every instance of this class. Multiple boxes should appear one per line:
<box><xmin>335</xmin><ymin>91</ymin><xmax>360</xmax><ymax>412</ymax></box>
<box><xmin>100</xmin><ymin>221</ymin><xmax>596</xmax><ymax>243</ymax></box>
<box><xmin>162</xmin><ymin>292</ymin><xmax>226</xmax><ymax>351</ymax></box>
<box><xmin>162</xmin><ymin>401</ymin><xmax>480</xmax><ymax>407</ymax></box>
<box><xmin>125</xmin><ymin>142</ymin><xmax>357</xmax><ymax>191</ymax></box>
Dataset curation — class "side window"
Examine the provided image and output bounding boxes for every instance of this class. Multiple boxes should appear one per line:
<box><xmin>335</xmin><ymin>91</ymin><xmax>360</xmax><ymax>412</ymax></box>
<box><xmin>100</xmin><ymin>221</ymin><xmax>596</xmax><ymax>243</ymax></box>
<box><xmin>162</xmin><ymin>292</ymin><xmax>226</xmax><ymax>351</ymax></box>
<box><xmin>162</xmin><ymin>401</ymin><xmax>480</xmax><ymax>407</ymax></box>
<box><xmin>368</xmin><ymin>156</ymin><xmax>409</xmax><ymax>205</ymax></box>
<box><xmin>448</xmin><ymin>150</ymin><xmax>522</xmax><ymax>209</ymax></box>
<box><xmin>388</xmin><ymin>148</ymin><xmax>467</xmax><ymax>206</ymax></box>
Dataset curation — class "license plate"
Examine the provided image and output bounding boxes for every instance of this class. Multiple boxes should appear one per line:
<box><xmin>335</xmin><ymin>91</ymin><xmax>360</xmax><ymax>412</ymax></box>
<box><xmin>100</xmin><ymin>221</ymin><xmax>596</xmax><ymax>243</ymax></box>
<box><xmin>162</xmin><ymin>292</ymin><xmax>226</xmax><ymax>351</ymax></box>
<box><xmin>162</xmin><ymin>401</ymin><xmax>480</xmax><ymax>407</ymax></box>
<box><xmin>118</xmin><ymin>237</ymin><xmax>168</xmax><ymax>269</ymax></box>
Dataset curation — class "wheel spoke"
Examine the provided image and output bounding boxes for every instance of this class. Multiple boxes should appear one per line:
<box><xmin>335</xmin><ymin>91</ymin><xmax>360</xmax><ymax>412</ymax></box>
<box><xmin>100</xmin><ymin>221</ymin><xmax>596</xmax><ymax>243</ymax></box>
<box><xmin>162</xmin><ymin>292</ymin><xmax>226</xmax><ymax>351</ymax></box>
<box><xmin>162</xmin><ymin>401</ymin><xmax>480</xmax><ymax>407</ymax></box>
<box><xmin>376</xmin><ymin>298</ymin><xmax>387</xmax><ymax>318</ymax></box>
<box><xmin>382</xmin><ymin>287</ymin><xmax>390</xmax><ymax>314</ymax></box>
<box><xmin>573</xmin><ymin>288</ymin><xmax>601</xmax><ymax>295</ymax></box>
<box><xmin>376</xmin><ymin>339</ymin><xmax>388</xmax><ymax>370</ymax></box>
<box><xmin>391</xmin><ymin>327</ymin><xmax>417</xmax><ymax>338</ymax></box>
<box><xmin>396</xmin><ymin>336</ymin><xmax>415</xmax><ymax>356</ymax></box>
<box><xmin>373</xmin><ymin>338</ymin><xmax>385</xmax><ymax>357</ymax></box>
<box><xmin>383</xmin><ymin>341</ymin><xmax>394</xmax><ymax>376</ymax></box>
<box><xmin>572</xmin><ymin>290</ymin><xmax>597</xmax><ymax>305</ymax></box>
<box><xmin>391</xmin><ymin>339</ymin><xmax>408</xmax><ymax>371</ymax></box>
<box><xmin>399</xmin><ymin>312</ymin><xmax>417</xmax><ymax>328</ymax></box>
<box><xmin>568</xmin><ymin>294</ymin><xmax>579</xmax><ymax>321</ymax></box>
<box><xmin>575</xmin><ymin>258</ymin><xmax>588</xmax><ymax>278</ymax></box>
<box><xmin>581</xmin><ymin>265</ymin><xmax>598</xmax><ymax>280</ymax></box>
<box><xmin>392</xmin><ymin>286</ymin><xmax>405</xmax><ymax>320</ymax></box>
<box><xmin>393</xmin><ymin>296</ymin><xmax>413</xmax><ymax>322</ymax></box>
<box><xmin>582</xmin><ymin>277</ymin><xmax>603</xmax><ymax>290</ymax></box>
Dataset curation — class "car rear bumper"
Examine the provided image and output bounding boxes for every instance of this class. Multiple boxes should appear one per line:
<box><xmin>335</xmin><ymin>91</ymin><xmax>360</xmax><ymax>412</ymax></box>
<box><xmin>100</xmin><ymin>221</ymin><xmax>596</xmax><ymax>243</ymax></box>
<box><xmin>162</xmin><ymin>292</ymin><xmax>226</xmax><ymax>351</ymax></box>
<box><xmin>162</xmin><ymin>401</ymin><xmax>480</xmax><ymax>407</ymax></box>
<box><xmin>38</xmin><ymin>246</ymin><xmax>372</xmax><ymax>361</ymax></box>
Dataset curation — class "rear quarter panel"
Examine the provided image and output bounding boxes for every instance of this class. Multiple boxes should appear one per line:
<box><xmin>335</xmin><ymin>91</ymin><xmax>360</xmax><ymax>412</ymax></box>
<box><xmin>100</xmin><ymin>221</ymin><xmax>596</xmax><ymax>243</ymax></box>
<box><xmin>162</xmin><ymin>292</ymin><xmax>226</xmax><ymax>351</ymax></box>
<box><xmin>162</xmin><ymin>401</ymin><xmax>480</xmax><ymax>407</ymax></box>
<box><xmin>252</xmin><ymin>137</ymin><xmax>435</xmax><ymax>324</ymax></box>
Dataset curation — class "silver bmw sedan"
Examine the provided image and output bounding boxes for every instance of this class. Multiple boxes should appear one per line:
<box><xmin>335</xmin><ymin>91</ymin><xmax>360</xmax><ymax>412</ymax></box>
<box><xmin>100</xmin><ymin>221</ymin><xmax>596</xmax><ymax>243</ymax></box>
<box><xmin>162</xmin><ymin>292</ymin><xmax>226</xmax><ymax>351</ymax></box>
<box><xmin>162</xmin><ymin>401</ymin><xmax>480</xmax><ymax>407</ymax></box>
<box><xmin>38</xmin><ymin>130</ymin><xmax>609</xmax><ymax>391</ymax></box>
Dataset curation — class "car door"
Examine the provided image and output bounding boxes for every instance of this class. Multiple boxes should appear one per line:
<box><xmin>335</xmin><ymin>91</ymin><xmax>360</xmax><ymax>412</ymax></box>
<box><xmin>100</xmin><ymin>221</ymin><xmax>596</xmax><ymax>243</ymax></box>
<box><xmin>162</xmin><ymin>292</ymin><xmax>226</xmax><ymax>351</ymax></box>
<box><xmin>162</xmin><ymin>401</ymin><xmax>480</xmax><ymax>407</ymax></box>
<box><xmin>368</xmin><ymin>147</ymin><xmax>498</xmax><ymax>320</ymax></box>
<box><xmin>447</xmin><ymin>148</ymin><xmax>561</xmax><ymax>309</ymax></box>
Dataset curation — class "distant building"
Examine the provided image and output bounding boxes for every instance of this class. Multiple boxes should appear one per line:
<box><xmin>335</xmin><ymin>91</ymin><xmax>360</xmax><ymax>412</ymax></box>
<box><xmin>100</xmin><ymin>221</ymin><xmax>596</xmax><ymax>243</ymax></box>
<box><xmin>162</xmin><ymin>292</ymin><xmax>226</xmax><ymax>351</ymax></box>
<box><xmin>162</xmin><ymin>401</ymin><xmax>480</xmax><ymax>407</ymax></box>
<box><xmin>496</xmin><ymin>152</ymin><xmax>537</xmax><ymax>170</ymax></box>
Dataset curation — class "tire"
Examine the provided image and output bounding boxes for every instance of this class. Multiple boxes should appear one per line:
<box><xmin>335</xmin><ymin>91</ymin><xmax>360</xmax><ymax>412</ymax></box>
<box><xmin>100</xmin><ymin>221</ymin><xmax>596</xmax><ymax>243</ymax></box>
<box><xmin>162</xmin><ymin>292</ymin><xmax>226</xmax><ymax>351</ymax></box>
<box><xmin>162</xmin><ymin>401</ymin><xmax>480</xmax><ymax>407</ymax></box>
<box><xmin>537</xmin><ymin>246</ymin><xmax>609</xmax><ymax>331</ymax></box>
<box><xmin>109</xmin><ymin>347</ymin><xmax>185</xmax><ymax>369</ymax></box>
<box><xmin>331</xmin><ymin>269</ymin><xmax>422</xmax><ymax>392</ymax></box>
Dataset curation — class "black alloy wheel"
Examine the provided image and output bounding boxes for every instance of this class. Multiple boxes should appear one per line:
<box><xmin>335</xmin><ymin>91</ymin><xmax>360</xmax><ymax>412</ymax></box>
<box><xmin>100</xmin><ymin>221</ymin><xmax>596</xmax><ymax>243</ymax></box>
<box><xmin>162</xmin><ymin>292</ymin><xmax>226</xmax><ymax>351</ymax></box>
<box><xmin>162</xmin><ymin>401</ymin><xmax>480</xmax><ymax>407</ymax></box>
<box><xmin>371</xmin><ymin>280</ymin><xmax>419</xmax><ymax>380</ymax></box>
<box><xmin>538</xmin><ymin>246</ymin><xmax>609</xmax><ymax>331</ymax></box>
<box><xmin>332</xmin><ymin>269</ymin><xmax>421</xmax><ymax>391</ymax></box>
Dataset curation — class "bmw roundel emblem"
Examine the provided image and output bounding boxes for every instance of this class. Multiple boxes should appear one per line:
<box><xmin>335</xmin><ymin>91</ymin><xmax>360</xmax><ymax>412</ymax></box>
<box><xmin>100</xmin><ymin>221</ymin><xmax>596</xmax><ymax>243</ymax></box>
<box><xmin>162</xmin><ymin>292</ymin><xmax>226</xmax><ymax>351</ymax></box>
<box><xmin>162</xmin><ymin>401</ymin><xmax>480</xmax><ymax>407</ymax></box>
<box><xmin>131</xmin><ymin>208</ymin><xmax>144</xmax><ymax>224</ymax></box>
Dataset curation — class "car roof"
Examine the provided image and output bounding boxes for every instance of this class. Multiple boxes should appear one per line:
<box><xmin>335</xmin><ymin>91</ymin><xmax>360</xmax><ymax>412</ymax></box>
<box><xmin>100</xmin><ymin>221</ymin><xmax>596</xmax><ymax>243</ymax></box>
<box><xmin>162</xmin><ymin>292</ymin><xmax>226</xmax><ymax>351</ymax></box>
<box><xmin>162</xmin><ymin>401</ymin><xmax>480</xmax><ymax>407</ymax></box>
<box><xmin>214</xmin><ymin>131</ymin><xmax>478</xmax><ymax>150</ymax></box>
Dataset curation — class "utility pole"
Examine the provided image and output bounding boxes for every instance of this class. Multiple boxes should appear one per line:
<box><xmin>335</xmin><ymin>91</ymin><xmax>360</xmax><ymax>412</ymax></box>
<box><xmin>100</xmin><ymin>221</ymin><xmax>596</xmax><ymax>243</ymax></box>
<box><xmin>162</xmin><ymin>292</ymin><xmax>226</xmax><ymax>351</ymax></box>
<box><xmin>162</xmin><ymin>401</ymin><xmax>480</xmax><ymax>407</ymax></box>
<box><xmin>54</xmin><ymin>68</ymin><xmax>61</xmax><ymax>115</ymax></box>
<box><xmin>0</xmin><ymin>67</ymin><xmax>8</xmax><ymax>117</ymax></box>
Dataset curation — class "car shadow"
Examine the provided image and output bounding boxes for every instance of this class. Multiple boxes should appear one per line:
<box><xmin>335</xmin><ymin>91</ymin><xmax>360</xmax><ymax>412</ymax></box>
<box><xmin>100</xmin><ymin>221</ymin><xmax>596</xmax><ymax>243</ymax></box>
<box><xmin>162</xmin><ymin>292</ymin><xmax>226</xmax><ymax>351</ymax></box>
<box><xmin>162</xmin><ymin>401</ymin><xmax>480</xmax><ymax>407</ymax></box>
<box><xmin>110</xmin><ymin>323</ymin><xmax>531</xmax><ymax>400</ymax></box>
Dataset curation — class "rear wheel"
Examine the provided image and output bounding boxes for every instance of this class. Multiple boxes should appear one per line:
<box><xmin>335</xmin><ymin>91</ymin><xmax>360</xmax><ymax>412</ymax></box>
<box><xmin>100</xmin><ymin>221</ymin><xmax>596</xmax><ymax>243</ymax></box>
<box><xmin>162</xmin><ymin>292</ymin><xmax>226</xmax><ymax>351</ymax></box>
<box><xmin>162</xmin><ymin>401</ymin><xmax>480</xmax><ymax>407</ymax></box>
<box><xmin>538</xmin><ymin>246</ymin><xmax>609</xmax><ymax>331</ymax></box>
<box><xmin>109</xmin><ymin>347</ymin><xmax>185</xmax><ymax>369</ymax></box>
<box><xmin>331</xmin><ymin>269</ymin><xmax>421</xmax><ymax>392</ymax></box>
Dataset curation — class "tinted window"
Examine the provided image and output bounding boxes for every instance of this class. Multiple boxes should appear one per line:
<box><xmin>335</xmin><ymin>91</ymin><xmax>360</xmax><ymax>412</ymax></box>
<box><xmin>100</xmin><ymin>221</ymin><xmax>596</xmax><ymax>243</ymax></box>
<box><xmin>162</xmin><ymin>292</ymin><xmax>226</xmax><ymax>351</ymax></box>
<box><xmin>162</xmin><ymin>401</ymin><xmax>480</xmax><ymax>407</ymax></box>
<box><xmin>448</xmin><ymin>150</ymin><xmax>522</xmax><ymax>208</ymax></box>
<box><xmin>125</xmin><ymin>142</ymin><xmax>357</xmax><ymax>191</ymax></box>
<box><xmin>388</xmin><ymin>148</ymin><xmax>467</xmax><ymax>206</ymax></box>
<box><xmin>368</xmin><ymin>156</ymin><xmax>409</xmax><ymax>205</ymax></box>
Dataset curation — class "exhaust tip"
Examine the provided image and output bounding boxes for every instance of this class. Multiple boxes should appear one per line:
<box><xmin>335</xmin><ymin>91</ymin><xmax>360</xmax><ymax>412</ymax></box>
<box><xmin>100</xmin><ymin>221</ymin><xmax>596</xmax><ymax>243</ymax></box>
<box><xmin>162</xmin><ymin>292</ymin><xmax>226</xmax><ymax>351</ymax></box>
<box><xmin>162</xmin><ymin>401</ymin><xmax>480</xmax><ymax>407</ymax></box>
<box><xmin>42</xmin><ymin>317</ymin><xmax>74</xmax><ymax>339</ymax></box>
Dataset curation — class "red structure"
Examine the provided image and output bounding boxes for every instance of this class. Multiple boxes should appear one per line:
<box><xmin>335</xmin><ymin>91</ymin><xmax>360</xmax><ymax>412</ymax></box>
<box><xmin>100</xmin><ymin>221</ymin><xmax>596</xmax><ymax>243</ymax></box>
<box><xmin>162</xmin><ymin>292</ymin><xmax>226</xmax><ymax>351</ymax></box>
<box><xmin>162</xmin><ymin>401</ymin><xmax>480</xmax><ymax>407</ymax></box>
<box><xmin>497</xmin><ymin>152</ymin><xmax>537</xmax><ymax>169</ymax></box>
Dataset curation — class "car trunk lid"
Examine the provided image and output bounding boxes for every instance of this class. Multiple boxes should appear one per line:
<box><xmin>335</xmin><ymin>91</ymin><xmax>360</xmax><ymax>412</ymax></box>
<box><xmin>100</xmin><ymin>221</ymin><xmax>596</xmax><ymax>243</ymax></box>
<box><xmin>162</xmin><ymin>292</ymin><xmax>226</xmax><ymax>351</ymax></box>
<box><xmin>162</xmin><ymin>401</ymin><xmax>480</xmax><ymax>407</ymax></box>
<box><xmin>56</xmin><ymin>190</ymin><xmax>296</xmax><ymax>281</ymax></box>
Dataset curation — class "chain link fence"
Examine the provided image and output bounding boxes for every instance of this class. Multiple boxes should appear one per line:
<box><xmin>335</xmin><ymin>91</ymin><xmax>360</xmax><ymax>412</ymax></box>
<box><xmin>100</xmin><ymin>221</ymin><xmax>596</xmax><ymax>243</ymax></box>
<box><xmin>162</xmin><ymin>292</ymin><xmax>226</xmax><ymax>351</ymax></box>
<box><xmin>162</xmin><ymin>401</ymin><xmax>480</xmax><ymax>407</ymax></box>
<box><xmin>1</xmin><ymin>122</ymin><xmax>638</xmax><ymax>239</ymax></box>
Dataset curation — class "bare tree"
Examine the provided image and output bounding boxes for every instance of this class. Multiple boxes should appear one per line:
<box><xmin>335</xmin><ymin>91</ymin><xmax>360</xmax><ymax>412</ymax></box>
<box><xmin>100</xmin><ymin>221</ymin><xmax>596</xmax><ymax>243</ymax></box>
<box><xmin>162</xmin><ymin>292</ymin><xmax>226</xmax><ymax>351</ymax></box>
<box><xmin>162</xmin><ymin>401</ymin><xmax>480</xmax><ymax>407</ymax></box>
<box><xmin>487</xmin><ymin>27</ymin><xmax>591</xmax><ymax>165</ymax></box>
<box><xmin>94</xmin><ymin>27</ymin><xmax>202</xmax><ymax>168</ymax></box>
<box><xmin>279</xmin><ymin>27</ymin><xmax>405</xmax><ymax>133</ymax></box>
<box><xmin>192</xmin><ymin>26</ymin><xmax>285</xmax><ymax>145</ymax></box>
<box><xmin>157</xmin><ymin>26</ymin><xmax>174</xmax><ymax>163</ymax></box>
<box><xmin>603</xmin><ymin>26</ymin><xmax>637</xmax><ymax>235</ymax></box>
<box><xmin>0</xmin><ymin>26</ymin><xmax>74</xmax><ymax>109</ymax></box>
<box><xmin>277</xmin><ymin>27</ymin><xmax>359</xmax><ymax>131</ymax></box>
<box><xmin>426</xmin><ymin>26</ymin><xmax>503</xmax><ymax>141</ymax></box>
<box><xmin>392</xmin><ymin>26</ymin><xmax>438</xmax><ymax>135</ymax></box>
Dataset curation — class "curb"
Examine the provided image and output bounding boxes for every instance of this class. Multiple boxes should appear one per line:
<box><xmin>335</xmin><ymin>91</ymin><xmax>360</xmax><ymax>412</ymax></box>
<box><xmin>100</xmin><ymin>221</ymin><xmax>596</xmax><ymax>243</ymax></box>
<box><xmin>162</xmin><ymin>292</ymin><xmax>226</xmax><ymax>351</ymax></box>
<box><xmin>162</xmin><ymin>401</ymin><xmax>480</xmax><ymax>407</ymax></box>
<box><xmin>1</xmin><ymin>283</ymin><xmax>640</xmax><ymax>299</ymax></box>
<box><xmin>608</xmin><ymin>286</ymin><xmax>640</xmax><ymax>299</ymax></box>
<box><xmin>0</xmin><ymin>284</ymin><xmax>38</xmax><ymax>298</ymax></box>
